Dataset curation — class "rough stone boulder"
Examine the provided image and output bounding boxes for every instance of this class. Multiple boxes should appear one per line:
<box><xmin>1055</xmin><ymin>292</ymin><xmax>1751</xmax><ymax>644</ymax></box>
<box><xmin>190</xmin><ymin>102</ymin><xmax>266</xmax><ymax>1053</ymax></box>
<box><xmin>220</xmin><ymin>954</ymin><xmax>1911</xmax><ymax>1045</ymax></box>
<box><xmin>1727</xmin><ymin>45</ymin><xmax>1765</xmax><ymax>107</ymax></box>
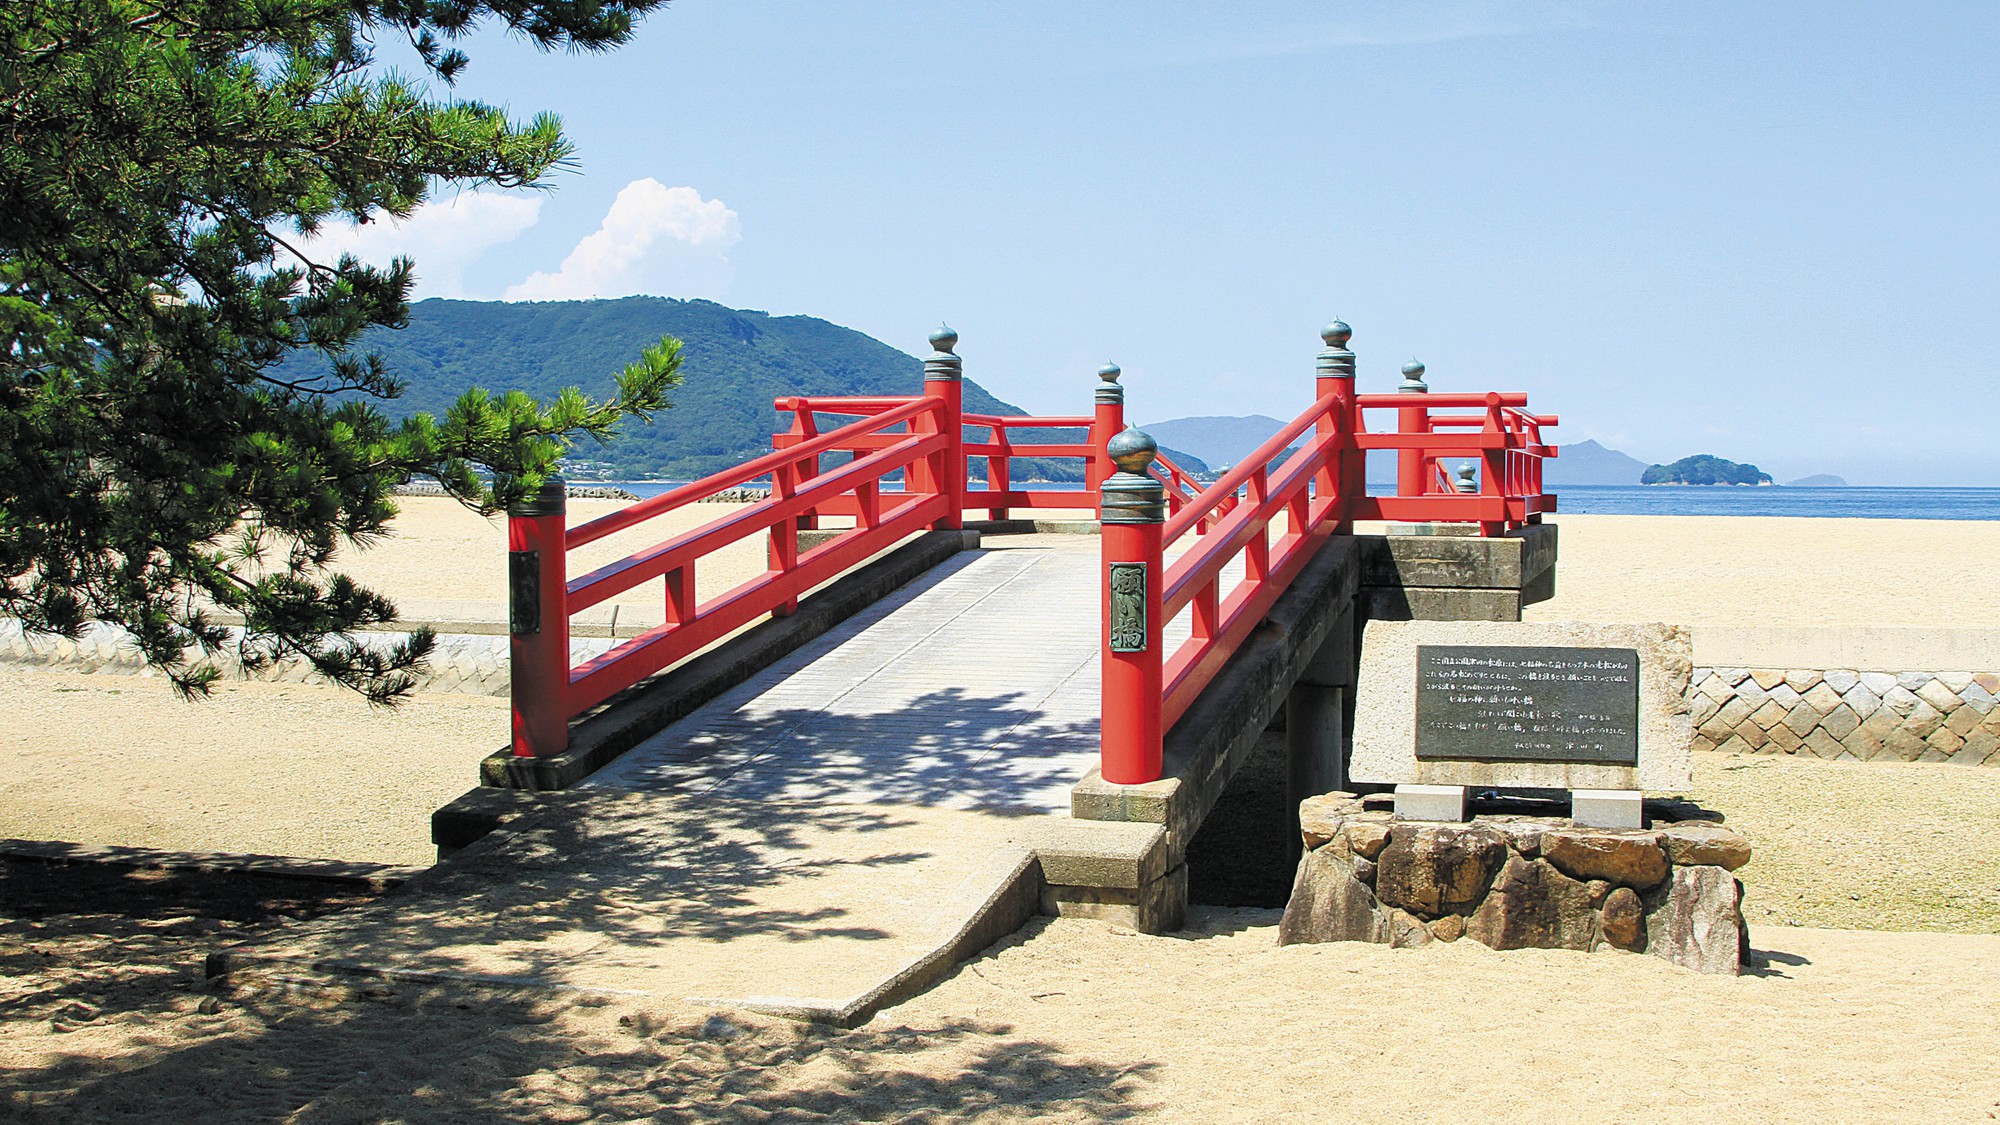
<box><xmin>1540</xmin><ymin>829</ymin><xmax>1669</xmax><ymax>891</ymax></box>
<box><xmin>1373</xmin><ymin>824</ymin><xmax>1507</xmax><ymax>916</ymax></box>
<box><xmin>1343</xmin><ymin>819</ymin><xmax>1392</xmax><ymax>861</ymax></box>
<box><xmin>1657</xmin><ymin>822</ymin><xmax>1752</xmax><ymax>871</ymax></box>
<box><xmin>1645</xmin><ymin>867</ymin><xmax>1745</xmax><ymax>974</ymax></box>
<box><xmin>1278</xmin><ymin>847</ymin><xmax>1387</xmax><ymax>946</ymax></box>
<box><xmin>1464</xmin><ymin>856</ymin><xmax>1597</xmax><ymax>951</ymax></box>
<box><xmin>1600</xmin><ymin>886</ymin><xmax>1646</xmax><ymax>951</ymax></box>
<box><xmin>1277</xmin><ymin>801</ymin><xmax>1753</xmax><ymax>974</ymax></box>
<box><xmin>1298</xmin><ymin>794</ymin><xmax>1350</xmax><ymax>851</ymax></box>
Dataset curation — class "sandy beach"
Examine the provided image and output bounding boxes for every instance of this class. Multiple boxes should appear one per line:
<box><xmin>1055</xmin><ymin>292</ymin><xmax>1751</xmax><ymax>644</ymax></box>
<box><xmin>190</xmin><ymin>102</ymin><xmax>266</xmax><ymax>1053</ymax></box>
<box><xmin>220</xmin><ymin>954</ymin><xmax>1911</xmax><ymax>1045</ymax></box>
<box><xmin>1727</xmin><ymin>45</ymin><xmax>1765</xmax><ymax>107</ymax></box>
<box><xmin>4</xmin><ymin>881</ymin><xmax>1997</xmax><ymax>1122</ymax></box>
<box><xmin>1523</xmin><ymin>513</ymin><xmax>2000</xmax><ymax>629</ymax></box>
<box><xmin>4</xmin><ymin>504</ymin><xmax>1998</xmax><ymax>1120</ymax></box>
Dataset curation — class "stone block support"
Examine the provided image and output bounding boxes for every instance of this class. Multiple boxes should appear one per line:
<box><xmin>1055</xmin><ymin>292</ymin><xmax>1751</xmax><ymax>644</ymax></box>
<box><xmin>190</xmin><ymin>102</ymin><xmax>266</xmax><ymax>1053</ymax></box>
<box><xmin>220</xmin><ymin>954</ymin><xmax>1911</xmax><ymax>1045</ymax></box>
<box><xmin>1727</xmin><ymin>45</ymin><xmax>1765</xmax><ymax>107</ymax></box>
<box><xmin>1285</xmin><ymin>602</ymin><xmax>1356</xmax><ymax>824</ymax></box>
<box><xmin>1356</xmin><ymin>522</ymin><xmax>1557</xmax><ymax>624</ymax></box>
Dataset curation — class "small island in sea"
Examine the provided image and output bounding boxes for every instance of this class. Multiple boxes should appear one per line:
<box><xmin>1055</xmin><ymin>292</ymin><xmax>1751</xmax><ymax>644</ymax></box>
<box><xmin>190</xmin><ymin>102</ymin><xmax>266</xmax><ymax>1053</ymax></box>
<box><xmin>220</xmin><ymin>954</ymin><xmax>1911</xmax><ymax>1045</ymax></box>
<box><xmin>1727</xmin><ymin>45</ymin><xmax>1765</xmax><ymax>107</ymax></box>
<box><xmin>1641</xmin><ymin>454</ymin><xmax>1774</xmax><ymax>486</ymax></box>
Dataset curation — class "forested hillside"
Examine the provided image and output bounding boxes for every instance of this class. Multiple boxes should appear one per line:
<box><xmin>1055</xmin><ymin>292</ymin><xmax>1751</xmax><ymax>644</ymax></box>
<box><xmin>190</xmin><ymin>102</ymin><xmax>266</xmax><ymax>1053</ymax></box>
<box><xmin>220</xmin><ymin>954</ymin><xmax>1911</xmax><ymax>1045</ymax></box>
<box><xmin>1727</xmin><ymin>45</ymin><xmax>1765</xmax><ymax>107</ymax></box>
<box><xmin>1641</xmin><ymin>454</ymin><xmax>1774</xmax><ymax>486</ymax></box>
<box><xmin>274</xmin><ymin>297</ymin><xmax>1200</xmax><ymax>481</ymax></box>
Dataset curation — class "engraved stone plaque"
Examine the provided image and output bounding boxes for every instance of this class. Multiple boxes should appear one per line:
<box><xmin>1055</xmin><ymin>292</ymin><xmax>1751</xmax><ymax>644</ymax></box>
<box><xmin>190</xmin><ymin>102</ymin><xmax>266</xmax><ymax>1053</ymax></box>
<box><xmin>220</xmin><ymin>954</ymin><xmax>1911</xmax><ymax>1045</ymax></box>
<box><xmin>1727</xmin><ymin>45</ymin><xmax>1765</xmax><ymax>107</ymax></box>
<box><xmin>1414</xmin><ymin>645</ymin><xmax>1639</xmax><ymax>765</ymax></box>
<box><xmin>1108</xmin><ymin>562</ymin><xmax>1148</xmax><ymax>653</ymax></box>
<box><xmin>509</xmin><ymin>550</ymin><xmax>540</xmax><ymax>636</ymax></box>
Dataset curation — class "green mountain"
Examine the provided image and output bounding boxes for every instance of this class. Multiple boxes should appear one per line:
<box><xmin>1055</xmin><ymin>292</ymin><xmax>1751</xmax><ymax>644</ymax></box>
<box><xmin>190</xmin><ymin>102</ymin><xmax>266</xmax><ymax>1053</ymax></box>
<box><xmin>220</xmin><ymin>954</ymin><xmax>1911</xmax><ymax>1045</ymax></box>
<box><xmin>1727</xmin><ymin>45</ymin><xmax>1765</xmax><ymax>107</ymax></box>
<box><xmin>1641</xmin><ymin>454</ymin><xmax>1773</xmax><ymax>486</ymax></box>
<box><xmin>1546</xmin><ymin>439</ymin><xmax>1649</xmax><ymax>486</ymax></box>
<box><xmin>273</xmin><ymin>297</ymin><xmax>1202</xmax><ymax>481</ymax></box>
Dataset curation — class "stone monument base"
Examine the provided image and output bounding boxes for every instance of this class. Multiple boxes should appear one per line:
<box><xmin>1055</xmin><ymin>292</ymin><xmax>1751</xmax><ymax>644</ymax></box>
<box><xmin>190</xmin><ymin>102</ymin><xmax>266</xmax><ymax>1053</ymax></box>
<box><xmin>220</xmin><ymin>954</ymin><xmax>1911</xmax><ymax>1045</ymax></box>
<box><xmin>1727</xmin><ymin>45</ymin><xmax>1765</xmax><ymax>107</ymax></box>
<box><xmin>1277</xmin><ymin>793</ymin><xmax>1753</xmax><ymax>974</ymax></box>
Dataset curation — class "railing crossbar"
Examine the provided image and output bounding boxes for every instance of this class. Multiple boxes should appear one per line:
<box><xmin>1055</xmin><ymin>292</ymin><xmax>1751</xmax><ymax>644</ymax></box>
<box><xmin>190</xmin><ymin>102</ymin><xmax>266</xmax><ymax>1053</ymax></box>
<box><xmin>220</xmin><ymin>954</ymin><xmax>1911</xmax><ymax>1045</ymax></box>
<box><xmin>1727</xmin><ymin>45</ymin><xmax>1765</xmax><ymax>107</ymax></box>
<box><xmin>572</xmin><ymin>396</ymin><xmax>939</xmax><ymax>550</ymax></box>
<box><xmin>567</xmin><ymin>430</ymin><xmax>943</xmax><ymax>611</ymax></box>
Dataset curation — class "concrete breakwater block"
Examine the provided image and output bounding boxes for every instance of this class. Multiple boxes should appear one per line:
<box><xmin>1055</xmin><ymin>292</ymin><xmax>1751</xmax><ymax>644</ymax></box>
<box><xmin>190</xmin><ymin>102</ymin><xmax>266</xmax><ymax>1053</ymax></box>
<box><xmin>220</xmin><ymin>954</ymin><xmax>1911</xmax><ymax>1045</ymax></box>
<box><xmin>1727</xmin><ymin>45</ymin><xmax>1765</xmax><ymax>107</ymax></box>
<box><xmin>1278</xmin><ymin>793</ymin><xmax>1751</xmax><ymax>974</ymax></box>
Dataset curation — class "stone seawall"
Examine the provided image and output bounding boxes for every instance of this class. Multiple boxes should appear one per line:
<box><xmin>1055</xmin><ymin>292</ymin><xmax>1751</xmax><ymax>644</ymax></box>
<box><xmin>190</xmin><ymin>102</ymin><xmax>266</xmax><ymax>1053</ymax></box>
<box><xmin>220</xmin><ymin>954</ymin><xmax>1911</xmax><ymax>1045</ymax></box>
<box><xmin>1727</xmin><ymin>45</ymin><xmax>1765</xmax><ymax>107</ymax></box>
<box><xmin>1690</xmin><ymin>667</ymin><xmax>2000</xmax><ymax>766</ymax></box>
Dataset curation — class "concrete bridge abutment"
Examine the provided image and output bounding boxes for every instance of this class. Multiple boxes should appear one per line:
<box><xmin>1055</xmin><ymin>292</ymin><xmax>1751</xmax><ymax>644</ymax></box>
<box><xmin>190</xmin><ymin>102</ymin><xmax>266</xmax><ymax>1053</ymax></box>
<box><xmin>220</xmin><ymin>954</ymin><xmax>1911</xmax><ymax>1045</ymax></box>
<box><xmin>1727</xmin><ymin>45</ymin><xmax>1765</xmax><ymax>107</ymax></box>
<box><xmin>1066</xmin><ymin>522</ymin><xmax>1558</xmax><ymax>931</ymax></box>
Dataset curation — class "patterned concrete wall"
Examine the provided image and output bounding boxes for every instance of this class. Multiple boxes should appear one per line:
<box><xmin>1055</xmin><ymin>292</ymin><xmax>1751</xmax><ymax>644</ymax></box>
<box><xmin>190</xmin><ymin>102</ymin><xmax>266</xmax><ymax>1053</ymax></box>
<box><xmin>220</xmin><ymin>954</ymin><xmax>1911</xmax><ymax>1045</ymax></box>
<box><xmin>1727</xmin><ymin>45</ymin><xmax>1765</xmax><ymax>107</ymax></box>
<box><xmin>10</xmin><ymin>619</ymin><xmax>2000</xmax><ymax>767</ymax></box>
<box><xmin>0</xmin><ymin>621</ymin><xmax>613</xmax><ymax>698</ymax></box>
<box><xmin>1690</xmin><ymin>667</ymin><xmax>2000</xmax><ymax>766</ymax></box>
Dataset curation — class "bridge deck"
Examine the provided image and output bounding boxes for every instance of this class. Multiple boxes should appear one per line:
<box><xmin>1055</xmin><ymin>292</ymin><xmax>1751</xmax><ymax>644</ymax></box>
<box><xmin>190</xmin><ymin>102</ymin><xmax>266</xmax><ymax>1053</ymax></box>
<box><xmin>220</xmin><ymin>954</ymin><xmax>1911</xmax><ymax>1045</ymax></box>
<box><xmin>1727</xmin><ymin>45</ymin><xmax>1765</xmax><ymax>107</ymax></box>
<box><xmin>587</xmin><ymin>534</ymin><xmax>1106</xmax><ymax>813</ymax></box>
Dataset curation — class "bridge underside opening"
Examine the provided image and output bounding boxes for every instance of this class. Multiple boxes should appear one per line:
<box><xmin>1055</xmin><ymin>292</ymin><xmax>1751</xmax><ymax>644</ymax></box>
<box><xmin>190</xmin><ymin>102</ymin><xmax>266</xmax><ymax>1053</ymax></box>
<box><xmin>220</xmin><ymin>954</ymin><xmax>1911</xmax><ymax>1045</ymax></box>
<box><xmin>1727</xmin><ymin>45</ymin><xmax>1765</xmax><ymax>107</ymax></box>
<box><xmin>1185</xmin><ymin>726</ymin><xmax>1295</xmax><ymax>907</ymax></box>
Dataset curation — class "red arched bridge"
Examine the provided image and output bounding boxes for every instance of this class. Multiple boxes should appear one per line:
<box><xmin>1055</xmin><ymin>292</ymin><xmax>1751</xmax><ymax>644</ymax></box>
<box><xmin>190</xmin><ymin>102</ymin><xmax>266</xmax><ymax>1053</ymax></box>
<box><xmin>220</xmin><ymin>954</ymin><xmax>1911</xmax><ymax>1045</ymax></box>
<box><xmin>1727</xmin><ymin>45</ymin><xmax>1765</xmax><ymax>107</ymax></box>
<box><xmin>503</xmin><ymin>321</ymin><xmax>1555</xmax><ymax>781</ymax></box>
<box><xmin>212</xmin><ymin>321</ymin><xmax>1558</xmax><ymax>1023</ymax></box>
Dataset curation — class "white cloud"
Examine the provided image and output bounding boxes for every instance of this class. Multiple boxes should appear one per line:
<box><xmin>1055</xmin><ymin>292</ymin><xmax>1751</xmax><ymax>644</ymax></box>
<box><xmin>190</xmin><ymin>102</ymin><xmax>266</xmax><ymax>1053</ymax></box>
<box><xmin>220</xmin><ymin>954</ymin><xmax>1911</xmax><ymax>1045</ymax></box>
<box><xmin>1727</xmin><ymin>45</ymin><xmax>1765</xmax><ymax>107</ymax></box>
<box><xmin>505</xmin><ymin>179</ymin><xmax>741</xmax><ymax>302</ymax></box>
<box><xmin>295</xmin><ymin>191</ymin><xmax>542</xmax><ymax>299</ymax></box>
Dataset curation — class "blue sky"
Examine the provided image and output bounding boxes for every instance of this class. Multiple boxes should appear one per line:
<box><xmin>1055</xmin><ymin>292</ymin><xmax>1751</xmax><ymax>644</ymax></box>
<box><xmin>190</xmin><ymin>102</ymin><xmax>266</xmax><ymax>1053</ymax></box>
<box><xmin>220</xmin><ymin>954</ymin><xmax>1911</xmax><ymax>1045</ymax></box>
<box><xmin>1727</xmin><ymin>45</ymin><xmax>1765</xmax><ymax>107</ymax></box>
<box><xmin>325</xmin><ymin>1</ymin><xmax>2000</xmax><ymax>485</ymax></box>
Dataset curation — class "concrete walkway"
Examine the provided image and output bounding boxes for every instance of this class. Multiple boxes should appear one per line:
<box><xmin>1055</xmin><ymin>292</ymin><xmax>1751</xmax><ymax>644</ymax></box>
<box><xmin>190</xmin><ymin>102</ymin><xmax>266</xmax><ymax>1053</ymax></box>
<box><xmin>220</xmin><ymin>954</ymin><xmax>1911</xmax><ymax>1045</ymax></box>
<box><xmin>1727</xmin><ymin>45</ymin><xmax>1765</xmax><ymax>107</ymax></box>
<box><xmin>588</xmin><ymin>535</ymin><xmax>1106</xmax><ymax>813</ymax></box>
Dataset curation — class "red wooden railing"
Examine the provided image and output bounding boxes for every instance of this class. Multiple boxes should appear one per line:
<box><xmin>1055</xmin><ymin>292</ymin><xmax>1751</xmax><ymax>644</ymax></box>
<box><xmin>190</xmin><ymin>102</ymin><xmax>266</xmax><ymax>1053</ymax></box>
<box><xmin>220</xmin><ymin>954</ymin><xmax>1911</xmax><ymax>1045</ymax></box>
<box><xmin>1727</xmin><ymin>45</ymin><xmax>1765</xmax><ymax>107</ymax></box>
<box><xmin>1349</xmin><ymin>390</ymin><xmax>1558</xmax><ymax>535</ymax></box>
<box><xmin>508</xmin><ymin>327</ymin><xmax>1185</xmax><ymax>758</ymax></box>
<box><xmin>508</xmin><ymin>320</ymin><xmax>1556</xmax><ymax>777</ymax></box>
<box><xmin>1096</xmin><ymin>322</ymin><xmax>1557</xmax><ymax>783</ymax></box>
<box><xmin>772</xmin><ymin>399</ymin><xmax>1110</xmax><ymax>520</ymax></box>
<box><xmin>507</xmin><ymin>393</ymin><xmax>954</xmax><ymax>757</ymax></box>
<box><xmin>768</xmin><ymin>383</ymin><xmax>1208</xmax><ymax>523</ymax></box>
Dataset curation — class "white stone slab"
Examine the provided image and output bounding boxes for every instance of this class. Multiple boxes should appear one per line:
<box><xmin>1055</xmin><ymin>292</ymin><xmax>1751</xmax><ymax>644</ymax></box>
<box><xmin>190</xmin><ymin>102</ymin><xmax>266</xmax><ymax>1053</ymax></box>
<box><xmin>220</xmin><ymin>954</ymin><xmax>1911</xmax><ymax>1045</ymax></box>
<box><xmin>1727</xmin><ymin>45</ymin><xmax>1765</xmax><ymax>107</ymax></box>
<box><xmin>1350</xmin><ymin>620</ymin><xmax>1695</xmax><ymax>792</ymax></box>
<box><xmin>1393</xmin><ymin>783</ymin><xmax>1467</xmax><ymax>822</ymax></box>
<box><xmin>1571</xmin><ymin>788</ymin><xmax>1644</xmax><ymax>829</ymax></box>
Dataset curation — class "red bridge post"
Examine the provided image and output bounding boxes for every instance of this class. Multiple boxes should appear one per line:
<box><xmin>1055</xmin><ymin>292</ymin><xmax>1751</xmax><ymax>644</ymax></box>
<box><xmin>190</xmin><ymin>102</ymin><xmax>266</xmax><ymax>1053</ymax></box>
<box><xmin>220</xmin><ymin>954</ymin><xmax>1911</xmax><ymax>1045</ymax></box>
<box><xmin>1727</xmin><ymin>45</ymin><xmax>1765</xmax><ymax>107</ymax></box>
<box><xmin>1315</xmin><ymin>322</ymin><xmax>1359</xmax><ymax>525</ymax></box>
<box><xmin>923</xmin><ymin>325</ymin><xmax>965</xmax><ymax>530</ymax></box>
<box><xmin>1099</xmin><ymin>427</ymin><xmax>1166</xmax><ymax>784</ymax></box>
<box><xmin>1396</xmin><ymin>358</ymin><xmax>1430</xmax><ymax>499</ymax></box>
<box><xmin>508</xmin><ymin>475</ymin><xmax>570</xmax><ymax>758</ymax></box>
<box><xmin>1089</xmin><ymin>362</ymin><xmax>1124</xmax><ymax>509</ymax></box>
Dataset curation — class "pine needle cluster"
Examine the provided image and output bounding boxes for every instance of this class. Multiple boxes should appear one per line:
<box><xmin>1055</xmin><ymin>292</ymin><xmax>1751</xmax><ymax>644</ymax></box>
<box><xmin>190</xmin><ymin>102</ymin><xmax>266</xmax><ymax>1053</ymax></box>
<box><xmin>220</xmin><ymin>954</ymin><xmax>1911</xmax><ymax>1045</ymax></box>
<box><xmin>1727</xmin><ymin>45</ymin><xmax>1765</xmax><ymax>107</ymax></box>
<box><xmin>0</xmin><ymin>0</ymin><xmax>679</xmax><ymax>702</ymax></box>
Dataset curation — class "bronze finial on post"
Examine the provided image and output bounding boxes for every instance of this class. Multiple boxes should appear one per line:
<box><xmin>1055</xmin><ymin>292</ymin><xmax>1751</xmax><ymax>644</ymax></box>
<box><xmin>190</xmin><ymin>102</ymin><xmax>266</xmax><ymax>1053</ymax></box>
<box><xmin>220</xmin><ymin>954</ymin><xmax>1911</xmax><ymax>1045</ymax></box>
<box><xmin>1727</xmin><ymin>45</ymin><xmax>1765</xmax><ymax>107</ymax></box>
<box><xmin>924</xmin><ymin>323</ymin><xmax>962</xmax><ymax>382</ymax></box>
<box><xmin>1090</xmin><ymin>362</ymin><xmax>1125</xmax><ymax>496</ymax></box>
<box><xmin>1398</xmin><ymin>357</ymin><xmax>1428</xmax><ymax>393</ymax></box>
<box><xmin>1317</xmin><ymin>320</ymin><xmax>1355</xmax><ymax>381</ymax></box>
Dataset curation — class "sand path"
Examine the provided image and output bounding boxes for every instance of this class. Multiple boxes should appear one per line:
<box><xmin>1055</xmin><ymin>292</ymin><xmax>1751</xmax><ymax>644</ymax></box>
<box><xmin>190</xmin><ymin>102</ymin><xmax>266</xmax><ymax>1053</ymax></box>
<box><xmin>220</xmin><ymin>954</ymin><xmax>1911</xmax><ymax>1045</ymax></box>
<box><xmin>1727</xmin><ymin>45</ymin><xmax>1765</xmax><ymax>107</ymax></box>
<box><xmin>5</xmin><ymin>884</ymin><xmax>1996</xmax><ymax>1123</ymax></box>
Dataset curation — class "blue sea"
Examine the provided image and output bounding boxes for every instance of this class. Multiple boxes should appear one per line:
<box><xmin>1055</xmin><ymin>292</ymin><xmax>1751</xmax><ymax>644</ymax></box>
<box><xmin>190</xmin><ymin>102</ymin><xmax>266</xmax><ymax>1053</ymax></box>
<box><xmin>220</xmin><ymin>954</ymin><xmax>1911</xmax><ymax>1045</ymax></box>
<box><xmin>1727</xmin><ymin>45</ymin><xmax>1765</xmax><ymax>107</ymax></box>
<box><xmin>1549</xmin><ymin>485</ymin><xmax>2000</xmax><ymax>520</ymax></box>
<box><xmin>596</xmin><ymin>481</ymin><xmax>2000</xmax><ymax>521</ymax></box>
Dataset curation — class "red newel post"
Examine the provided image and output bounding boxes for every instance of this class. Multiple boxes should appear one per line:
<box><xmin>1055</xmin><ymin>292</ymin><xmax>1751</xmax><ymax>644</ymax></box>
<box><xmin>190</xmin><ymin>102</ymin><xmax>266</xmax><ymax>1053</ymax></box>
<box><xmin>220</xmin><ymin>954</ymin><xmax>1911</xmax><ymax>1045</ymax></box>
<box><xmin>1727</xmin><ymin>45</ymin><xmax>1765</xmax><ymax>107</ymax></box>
<box><xmin>1088</xmin><ymin>362</ymin><xmax>1124</xmax><ymax>510</ymax></box>
<box><xmin>778</xmin><ymin>399</ymin><xmax>822</xmax><ymax>531</ymax></box>
<box><xmin>1099</xmin><ymin>427</ymin><xmax>1166</xmax><ymax>784</ymax></box>
<box><xmin>924</xmin><ymin>324</ymin><xmax>965</xmax><ymax>530</ymax></box>
<box><xmin>1480</xmin><ymin>392</ymin><xmax>1507</xmax><ymax>535</ymax></box>
<box><xmin>509</xmin><ymin>475</ymin><xmax>570</xmax><ymax>758</ymax></box>
<box><xmin>1314</xmin><ymin>322</ymin><xmax>1358</xmax><ymax>525</ymax></box>
<box><xmin>1395</xmin><ymin>358</ymin><xmax>1430</xmax><ymax>498</ymax></box>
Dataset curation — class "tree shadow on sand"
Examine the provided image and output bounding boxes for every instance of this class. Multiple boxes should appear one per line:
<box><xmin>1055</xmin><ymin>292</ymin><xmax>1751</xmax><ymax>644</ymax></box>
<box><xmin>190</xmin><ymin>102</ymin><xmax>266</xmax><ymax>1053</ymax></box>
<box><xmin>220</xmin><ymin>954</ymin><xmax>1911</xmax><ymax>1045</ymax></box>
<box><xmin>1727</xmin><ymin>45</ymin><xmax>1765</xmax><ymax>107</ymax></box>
<box><xmin>189</xmin><ymin>686</ymin><xmax>1101</xmax><ymax>1016</ymax></box>
<box><xmin>1</xmin><ymin>864</ymin><xmax>1157</xmax><ymax>1123</ymax></box>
